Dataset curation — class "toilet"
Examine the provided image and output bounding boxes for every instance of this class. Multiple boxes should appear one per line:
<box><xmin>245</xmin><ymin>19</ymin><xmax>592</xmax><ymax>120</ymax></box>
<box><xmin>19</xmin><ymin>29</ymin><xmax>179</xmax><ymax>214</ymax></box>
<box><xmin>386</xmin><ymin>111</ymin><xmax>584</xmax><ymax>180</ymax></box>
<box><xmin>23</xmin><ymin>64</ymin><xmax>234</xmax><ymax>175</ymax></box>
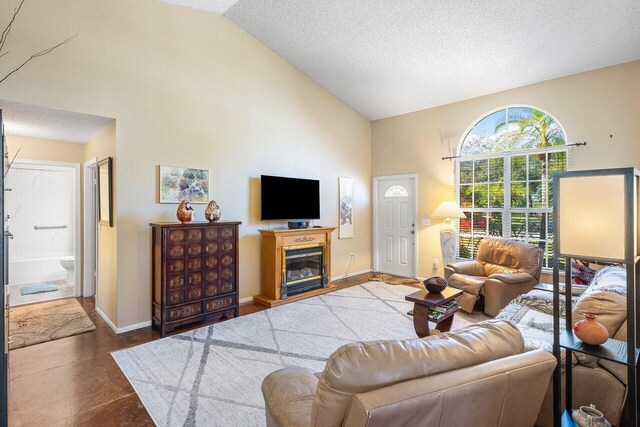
<box><xmin>60</xmin><ymin>256</ymin><xmax>74</xmax><ymax>284</ymax></box>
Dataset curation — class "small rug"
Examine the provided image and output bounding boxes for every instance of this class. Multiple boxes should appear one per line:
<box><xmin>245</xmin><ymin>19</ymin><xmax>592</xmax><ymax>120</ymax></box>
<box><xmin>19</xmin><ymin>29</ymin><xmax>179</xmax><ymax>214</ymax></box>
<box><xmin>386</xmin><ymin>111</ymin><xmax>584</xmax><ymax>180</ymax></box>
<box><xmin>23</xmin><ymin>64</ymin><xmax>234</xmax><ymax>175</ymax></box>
<box><xmin>20</xmin><ymin>283</ymin><xmax>59</xmax><ymax>296</ymax></box>
<box><xmin>368</xmin><ymin>272</ymin><xmax>423</xmax><ymax>288</ymax></box>
<box><xmin>112</xmin><ymin>282</ymin><xmax>488</xmax><ymax>427</ymax></box>
<box><xmin>9</xmin><ymin>298</ymin><xmax>96</xmax><ymax>350</ymax></box>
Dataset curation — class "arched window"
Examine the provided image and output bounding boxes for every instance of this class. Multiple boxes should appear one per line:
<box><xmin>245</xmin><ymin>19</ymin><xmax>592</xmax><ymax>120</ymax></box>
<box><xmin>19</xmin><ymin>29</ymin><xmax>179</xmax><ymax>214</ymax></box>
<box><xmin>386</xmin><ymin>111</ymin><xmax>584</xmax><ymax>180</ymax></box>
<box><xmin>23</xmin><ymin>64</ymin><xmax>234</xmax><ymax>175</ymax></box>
<box><xmin>456</xmin><ymin>106</ymin><xmax>568</xmax><ymax>268</ymax></box>
<box><xmin>385</xmin><ymin>185</ymin><xmax>409</xmax><ymax>198</ymax></box>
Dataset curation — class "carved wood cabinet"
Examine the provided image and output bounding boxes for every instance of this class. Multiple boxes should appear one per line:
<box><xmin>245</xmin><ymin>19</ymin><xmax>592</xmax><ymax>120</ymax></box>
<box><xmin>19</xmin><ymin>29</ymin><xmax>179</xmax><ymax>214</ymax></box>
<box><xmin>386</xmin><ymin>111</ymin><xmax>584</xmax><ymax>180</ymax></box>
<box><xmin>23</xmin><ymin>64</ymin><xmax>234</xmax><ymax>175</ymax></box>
<box><xmin>150</xmin><ymin>221</ymin><xmax>241</xmax><ymax>337</ymax></box>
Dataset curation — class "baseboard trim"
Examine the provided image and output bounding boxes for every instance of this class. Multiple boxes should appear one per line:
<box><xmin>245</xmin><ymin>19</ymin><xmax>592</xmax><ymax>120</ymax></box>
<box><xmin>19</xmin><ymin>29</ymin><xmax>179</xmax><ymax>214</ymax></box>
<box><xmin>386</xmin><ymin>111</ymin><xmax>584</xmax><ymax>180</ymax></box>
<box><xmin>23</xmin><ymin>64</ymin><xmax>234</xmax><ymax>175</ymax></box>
<box><xmin>95</xmin><ymin>306</ymin><xmax>118</xmax><ymax>334</ymax></box>
<box><xmin>117</xmin><ymin>320</ymin><xmax>153</xmax><ymax>334</ymax></box>
<box><xmin>331</xmin><ymin>269</ymin><xmax>372</xmax><ymax>282</ymax></box>
<box><xmin>239</xmin><ymin>296</ymin><xmax>254</xmax><ymax>304</ymax></box>
<box><xmin>95</xmin><ymin>307</ymin><xmax>152</xmax><ymax>335</ymax></box>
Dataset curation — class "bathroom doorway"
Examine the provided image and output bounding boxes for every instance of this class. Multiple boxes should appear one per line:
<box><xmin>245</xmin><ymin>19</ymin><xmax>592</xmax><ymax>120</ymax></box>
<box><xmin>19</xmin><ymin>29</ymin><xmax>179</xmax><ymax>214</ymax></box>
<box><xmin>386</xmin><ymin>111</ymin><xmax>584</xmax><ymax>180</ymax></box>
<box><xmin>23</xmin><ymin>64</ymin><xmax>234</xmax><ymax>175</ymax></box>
<box><xmin>5</xmin><ymin>159</ymin><xmax>81</xmax><ymax>306</ymax></box>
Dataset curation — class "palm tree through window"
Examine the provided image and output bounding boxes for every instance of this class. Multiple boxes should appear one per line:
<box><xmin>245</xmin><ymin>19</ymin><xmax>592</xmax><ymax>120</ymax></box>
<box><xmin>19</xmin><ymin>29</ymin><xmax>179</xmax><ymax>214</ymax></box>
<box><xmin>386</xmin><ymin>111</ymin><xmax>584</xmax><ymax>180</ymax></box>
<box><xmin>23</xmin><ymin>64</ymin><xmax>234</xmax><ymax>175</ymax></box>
<box><xmin>456</xmin><ymin>106</ymin><xmax>568</xmax><ymax>268</ymax></box>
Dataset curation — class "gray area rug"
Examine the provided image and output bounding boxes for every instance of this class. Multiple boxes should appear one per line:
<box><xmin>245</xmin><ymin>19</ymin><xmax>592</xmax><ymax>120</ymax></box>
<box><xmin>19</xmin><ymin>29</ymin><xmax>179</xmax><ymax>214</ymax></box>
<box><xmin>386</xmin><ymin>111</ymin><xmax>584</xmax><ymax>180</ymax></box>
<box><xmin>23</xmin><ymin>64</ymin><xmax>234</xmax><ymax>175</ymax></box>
<box><xmin>112</xmin><ymin>282</ymin><xmax>488</xmax><ymax>426</ymax></box>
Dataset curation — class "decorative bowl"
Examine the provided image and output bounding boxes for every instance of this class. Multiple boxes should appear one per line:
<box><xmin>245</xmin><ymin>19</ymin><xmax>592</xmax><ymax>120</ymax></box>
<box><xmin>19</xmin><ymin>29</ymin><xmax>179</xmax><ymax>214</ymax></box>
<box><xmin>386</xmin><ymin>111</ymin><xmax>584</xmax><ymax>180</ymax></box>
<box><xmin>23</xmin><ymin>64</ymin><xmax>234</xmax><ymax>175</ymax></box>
<box><xmin>424</xmin><ymin>276</ymin><xmax>447</xmax><ymax>293</ymax></box>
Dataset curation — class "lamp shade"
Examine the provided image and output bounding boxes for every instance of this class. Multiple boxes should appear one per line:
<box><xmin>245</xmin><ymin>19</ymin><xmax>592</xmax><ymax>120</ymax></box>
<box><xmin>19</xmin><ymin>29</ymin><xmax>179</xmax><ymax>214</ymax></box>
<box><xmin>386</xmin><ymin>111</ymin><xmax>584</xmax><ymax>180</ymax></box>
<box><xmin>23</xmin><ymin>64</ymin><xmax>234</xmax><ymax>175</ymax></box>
<box><xmin>431</xmin><ymin>201</ymin><xmax>466</xmax><ymax>219</ymax></box>
<box><xmin>556</xmin><ymin>170</ymin><xmax>638</xmax><ymax>262</ymax></box>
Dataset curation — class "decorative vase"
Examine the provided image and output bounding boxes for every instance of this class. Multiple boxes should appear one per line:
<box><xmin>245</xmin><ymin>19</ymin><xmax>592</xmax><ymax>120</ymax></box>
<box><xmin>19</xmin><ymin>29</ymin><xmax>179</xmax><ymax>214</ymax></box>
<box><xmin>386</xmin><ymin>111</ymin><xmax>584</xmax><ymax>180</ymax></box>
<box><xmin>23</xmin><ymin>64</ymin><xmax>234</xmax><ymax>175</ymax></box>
<box><xmin>205</xmin><ymin>200</ymin><xmax>221</xmax><ymax>222</ymax></box>
<box><xmin>572</xmin><ymin>404</ymin><xmax>610</xmax><ymax>427</ymax></box>
<box><xmin>424</xmin><ymin>276</ymin><xmax>448</xmax><ymax>294</ymax></box>
<box><xmin>574</xmin><ymin>313</ymin><xmax>609</xmax><ymax>345</ymax></box>
<box><xmin>176</xmin><ymin>200</ymin><xmax>193</xmax><ymax>224</ymax></box>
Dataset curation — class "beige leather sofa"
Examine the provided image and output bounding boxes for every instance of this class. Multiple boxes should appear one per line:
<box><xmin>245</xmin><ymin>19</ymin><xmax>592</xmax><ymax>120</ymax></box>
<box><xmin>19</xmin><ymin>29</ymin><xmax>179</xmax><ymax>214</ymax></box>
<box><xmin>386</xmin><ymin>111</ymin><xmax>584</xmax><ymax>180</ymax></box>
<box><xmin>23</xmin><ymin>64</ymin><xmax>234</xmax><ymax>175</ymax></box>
<box><xmin>262</xmin><ymin>320</ymin><xmax>556</xmax><ymax>427</ymax></box>
<box><xmin>445</xmin><ymin>238</ymin><xmax>543</xmax><ymax>316</ymax></box>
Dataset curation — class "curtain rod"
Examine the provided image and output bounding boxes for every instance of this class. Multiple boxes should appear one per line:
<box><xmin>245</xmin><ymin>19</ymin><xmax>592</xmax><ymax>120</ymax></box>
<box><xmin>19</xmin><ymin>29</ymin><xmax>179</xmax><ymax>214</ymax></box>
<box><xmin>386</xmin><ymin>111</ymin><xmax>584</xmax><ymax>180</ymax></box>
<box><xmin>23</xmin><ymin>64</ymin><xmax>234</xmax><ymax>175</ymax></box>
<box><xmin>441</xmin><ymin>141</ymin><xmax>587</xmax><ymax>161</ymax></box>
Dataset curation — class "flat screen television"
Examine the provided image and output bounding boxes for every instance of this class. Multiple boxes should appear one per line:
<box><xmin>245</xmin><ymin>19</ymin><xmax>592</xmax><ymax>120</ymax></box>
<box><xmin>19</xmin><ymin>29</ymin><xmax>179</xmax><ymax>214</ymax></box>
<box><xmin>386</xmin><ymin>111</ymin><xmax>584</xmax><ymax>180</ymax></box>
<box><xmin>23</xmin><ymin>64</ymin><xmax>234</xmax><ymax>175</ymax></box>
<box><xmin>261</xmin><ymin>175</ymin><xmax>320</xmax><ymax>220</ymax></box>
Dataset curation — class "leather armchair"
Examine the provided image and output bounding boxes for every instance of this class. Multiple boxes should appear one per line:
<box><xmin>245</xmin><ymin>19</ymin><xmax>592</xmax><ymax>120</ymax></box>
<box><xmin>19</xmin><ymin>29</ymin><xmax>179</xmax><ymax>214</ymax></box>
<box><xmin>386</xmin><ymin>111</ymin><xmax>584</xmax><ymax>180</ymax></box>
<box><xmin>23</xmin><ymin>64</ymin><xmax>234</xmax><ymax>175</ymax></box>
<box><xmin>262</xmin><ymin>320</ymin><xmax>556</xmax><ymax>427</ymax></box>
<box><xmin>445</xmin><ymin>238</ymin><xmax>543</xmax><ymax>316</ymax></box>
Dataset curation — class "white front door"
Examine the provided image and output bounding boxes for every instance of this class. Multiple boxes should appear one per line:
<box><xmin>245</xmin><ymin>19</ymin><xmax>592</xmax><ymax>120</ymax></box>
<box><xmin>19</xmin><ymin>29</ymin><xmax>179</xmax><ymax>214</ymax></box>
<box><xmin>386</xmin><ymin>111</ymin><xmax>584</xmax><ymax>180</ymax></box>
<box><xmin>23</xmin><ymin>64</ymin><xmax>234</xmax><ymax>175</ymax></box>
<box><xmin>375</xmin><ymin>176</ymin><xmax>416</xmax><ymax>277</ymax></box>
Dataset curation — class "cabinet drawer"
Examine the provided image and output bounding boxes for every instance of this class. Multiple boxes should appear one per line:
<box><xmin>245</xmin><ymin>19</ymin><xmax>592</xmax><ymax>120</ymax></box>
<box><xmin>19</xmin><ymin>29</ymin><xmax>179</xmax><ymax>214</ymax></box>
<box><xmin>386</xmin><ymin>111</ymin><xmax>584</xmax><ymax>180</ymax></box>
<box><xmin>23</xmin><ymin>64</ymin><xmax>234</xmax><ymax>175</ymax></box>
<box><xmin>204</xmin><ymin>270</ymin><xmax>218</xmax><ymax>283</ymax></box>
<box><xmin>168</xmin><ymin>229</ymin><xmax>186</xmax><ymax>242</ymax></box>
<box><xmin>167</xmin><ymin>289</ymin><xmax>185</xmax><ymax>306</ymax></box>
<box><xmin>167</xmin><ymin>243</ymin><xmax>185</xmax><ymax>258</ymax></box>
<box><xmin>220</xmin><ymin>227</ymin><xmax>235</xmax><ymax>239</ymax></box>
<box><xmin>167</xmin><ymin>259</ymin><xmax>185</xmax><ymax>273</ymax></box>
<box><xmin>204</xmin><ymin>241</ymin><xmax>219</xmax><ymax>254</ymax></box>
<box><xmin>186</xmin><ymin>286</ymin><xmax>203</xmax><ymax>301</ymax></box>
<box><xmin>204</xmin><ymin>296</ymin><xmax>234</xmax><ymax>314</ymax></box>
<box><xmin>220</xmin><ymin>254</ymin><xmax>234</xmax><ymax>267</ymax></box>
<box><xmin>221</xmin><ymin>239</ymin><xmax>235</xmax><ymax>253</ymax></box>
<box><xmin>205</xmin><ymin>283</ymin><xmax>220</xmax><ymax>297</ymax></box>
<box><xmin>167</xmin><ymin>302</ymin><xmax>202</xmax><ymax>321</ymax></box>
<box><xmin>187</xmin><ymin>257</ymin><xmax>203</xmax><ymax>272</ymax></box>
<box><xmin>187</xmin><ymin>228</ymin><xmax>203</xmax><ymax>241</ymax></box>
<box><xmin>167</xmin><ymin>274</ymin><xmax>186</xmax><ymax>289</ymax></box>
<box><xmin>187</xmin><ymin>272</ymin><xmax>203</xmax><ymax>286</ymax></box>
<box><xmin>221</xmin><ymin>267</ymin><xmax>234</xmax><ymax>281</ymax></box>
<box><xmin>205</xmin><ymin>255</ymin><xmax>219</xmax><ymax>270</ymax></box>
<box><xmin>204</xmin><ymin>227</ymin><xmax>219</xmax><ymax>241</ymax></box>
<box><xmin>220</xmin><ymin>280</ymin><xmax>235</xmax><ymax>294</ymax></box>
<box><xmin>187</xmin><ymin>243</ymin><xmax>203</xmax><ymax>257</ymax></box>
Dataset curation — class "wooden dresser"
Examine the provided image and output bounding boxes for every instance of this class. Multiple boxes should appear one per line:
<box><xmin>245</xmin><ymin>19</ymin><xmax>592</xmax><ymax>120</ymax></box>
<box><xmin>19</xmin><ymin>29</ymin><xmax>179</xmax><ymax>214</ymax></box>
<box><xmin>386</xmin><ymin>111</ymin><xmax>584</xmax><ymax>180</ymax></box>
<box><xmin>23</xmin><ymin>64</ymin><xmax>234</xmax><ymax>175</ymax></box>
<box><xmin>150</xmin><ymin>221</ymin><xmax>241</xmax><ymax>337</ymax></box>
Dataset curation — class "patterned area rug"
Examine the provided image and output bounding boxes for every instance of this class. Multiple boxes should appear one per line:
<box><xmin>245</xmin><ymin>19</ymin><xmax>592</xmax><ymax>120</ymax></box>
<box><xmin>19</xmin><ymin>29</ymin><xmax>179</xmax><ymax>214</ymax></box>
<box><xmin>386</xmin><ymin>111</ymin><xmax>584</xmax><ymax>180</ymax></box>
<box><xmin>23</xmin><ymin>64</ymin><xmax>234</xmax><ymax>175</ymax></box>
<box><xmin>368</xmin><ymin>272</ymin><xmax>423</xmax><ymax>287</ymax></box>
<box><xmin>113</xmin><ymin>282</ymin><xmax>488</xmax><ymax>426</ymax></box>
<box><xmin>9</xmin><ymin>298</ymin><xmax>96</xmax><ymax>350</ymax></box>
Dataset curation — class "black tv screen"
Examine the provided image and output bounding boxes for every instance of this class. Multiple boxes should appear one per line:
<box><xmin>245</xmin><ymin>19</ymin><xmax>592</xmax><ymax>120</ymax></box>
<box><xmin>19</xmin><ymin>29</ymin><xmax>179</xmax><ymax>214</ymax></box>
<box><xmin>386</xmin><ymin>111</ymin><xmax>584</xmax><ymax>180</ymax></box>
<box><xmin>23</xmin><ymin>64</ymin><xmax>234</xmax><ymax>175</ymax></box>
<box><xmin>261</xmin><ymin>175</ymin><xmax>320</xmax><ymax>220</ymax></box>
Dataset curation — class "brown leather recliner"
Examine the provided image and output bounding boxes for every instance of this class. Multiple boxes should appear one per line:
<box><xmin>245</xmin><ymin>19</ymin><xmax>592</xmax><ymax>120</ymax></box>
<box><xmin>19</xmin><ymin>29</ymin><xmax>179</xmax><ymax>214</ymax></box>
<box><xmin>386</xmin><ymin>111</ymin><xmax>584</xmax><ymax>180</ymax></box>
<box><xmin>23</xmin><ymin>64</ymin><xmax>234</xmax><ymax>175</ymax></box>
<box><xmin>445</xmin><ymin>238</ymin><xmax>543</xmax><ymax>316</ymax></box>
<box><xmin>262</xmin><ymin>320</ymin><xmax>556</xmax><ymax>427</ymax></box>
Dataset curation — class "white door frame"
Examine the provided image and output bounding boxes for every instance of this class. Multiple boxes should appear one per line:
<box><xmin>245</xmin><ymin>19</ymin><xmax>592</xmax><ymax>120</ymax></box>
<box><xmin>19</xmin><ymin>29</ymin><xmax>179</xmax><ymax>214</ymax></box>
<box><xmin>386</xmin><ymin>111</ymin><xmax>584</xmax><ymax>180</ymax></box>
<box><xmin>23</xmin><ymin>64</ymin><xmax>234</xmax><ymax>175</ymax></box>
<box><xmin>373</xmin><ymin>173</ymin><xmax>418</xmax><ymax>278</ymax></box>
<box><xmin>10</xmin><ymin>158</ymin><xmax>82</xmax><ymax>296</ymax></box>
<box><xmin>83</xmin><ymin>158</ymin><xmax>98</xmax><ymax>298</ymax></box>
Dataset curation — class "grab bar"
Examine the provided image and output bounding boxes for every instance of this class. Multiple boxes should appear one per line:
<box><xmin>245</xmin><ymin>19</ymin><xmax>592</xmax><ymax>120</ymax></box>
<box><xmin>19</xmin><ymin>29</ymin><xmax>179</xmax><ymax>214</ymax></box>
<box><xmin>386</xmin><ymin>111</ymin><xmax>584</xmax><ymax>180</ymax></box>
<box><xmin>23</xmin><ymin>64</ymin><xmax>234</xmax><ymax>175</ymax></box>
<box><xmin>33</xmin><ymin>225</ymin><xmax>68</xmax><ymax>231</ymax></box>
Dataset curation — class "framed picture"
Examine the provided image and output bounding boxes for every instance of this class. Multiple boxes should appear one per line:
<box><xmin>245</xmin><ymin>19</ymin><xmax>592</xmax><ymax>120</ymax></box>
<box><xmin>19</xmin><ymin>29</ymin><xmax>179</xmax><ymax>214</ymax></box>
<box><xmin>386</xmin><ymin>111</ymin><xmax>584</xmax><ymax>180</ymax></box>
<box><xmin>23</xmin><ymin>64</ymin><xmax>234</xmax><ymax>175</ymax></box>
<box><xmin>339</xmin><ymin>177</ymin><xmax>354</xmax><ymax>239</ymax></box>
<box><xmin>97</xmin><ymin>157</ymin><xmax>113</xmax><ymax>227</ymax></box>
<box><xmin>159</xmin><ymin>166</ymin><xmax>209</xmax><ymax>204</ymax></box>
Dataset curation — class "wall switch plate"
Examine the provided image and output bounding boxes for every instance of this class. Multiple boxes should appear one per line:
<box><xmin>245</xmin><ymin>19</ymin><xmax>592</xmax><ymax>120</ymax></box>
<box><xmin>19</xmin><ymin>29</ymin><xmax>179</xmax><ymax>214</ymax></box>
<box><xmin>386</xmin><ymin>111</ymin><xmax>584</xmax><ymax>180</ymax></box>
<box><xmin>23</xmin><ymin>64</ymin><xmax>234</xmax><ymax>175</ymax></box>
<box><xmin>421</xmin><ymin>218</ymin><xmax>431</xmax><ymax>226</ymax></box>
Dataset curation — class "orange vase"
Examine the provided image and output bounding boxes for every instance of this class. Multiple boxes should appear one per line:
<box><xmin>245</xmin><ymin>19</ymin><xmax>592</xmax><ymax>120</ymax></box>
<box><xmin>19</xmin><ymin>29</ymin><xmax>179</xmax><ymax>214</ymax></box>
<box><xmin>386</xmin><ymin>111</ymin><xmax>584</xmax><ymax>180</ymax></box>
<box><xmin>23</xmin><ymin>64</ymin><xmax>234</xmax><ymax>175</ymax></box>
<box><xmin>574</xmin><ymin>313</ymin><xmax>609</xmax><ymax>345</ymax></box>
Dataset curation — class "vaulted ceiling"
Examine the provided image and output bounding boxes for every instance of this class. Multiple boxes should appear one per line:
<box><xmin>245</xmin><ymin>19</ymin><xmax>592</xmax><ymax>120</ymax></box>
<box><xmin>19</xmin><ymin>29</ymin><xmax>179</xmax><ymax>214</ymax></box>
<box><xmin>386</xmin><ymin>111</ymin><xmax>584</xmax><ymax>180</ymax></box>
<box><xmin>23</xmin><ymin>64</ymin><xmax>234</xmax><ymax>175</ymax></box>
<box><xmin>160</xmin><ymin>0</ymin><xmax>640</xmax><ymax>120</ymax></box>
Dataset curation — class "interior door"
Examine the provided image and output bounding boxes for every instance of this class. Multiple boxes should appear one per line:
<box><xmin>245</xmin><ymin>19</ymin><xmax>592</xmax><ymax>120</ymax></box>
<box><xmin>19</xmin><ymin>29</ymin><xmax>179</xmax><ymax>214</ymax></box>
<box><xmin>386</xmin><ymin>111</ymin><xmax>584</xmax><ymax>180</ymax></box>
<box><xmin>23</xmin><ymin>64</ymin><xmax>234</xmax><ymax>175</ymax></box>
<box><xmin>376</xmin><ymin>176</ymin><xmax>416</xmax><ymax>277</ymax></box>
<box><xmin>0</xmin><ymin>109</ymin><xmax>7</xmax><ymax>426</ymax></box>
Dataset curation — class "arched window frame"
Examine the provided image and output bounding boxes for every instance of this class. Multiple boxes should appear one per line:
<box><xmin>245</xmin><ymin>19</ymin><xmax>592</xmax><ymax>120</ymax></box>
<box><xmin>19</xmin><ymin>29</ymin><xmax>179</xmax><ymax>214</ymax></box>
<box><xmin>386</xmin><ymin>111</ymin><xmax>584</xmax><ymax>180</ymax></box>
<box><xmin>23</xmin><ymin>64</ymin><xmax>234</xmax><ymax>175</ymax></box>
<box><xmin>385</xmin><ymin>185</ymin><xmax>409</xmax><ymax>198</ymax></box>
<box><xmin>454</xmin><ymin>105</ymin><xmax>570</xmax><ymax>270</ymax></box>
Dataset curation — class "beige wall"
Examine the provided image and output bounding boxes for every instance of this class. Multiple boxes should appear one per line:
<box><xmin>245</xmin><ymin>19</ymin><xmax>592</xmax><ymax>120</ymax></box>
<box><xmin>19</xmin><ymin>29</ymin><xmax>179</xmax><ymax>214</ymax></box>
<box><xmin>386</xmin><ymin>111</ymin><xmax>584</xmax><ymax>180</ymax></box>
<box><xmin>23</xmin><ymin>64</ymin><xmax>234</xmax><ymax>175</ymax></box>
<box><xmin>372</xmin><ymin>60</ymin><xmax>640</xmax><ymax>279</ymax></box>
<box><xmin>84</xmin><ymin>122</ymin><xmax>118</xmax><ymax>324</ymax></box>
<box><xmin>0</xmin><ymin>0</ymin><xmax>371</xmax><ymax>328</ymax></box>
<box><xmin>6</xmin><ymin>135</ymin><xmax>85</xmax><ymax>164</ymax></box>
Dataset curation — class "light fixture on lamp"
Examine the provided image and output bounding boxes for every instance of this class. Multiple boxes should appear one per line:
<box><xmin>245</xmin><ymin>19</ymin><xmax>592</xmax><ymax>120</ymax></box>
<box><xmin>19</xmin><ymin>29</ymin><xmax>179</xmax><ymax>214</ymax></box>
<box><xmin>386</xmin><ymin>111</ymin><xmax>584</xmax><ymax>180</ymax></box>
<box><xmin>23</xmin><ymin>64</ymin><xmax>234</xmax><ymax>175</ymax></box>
<box><xmin>431</xmin><ymin>201</ymin><xmax>466</xmax><ymax>267</ymax></box>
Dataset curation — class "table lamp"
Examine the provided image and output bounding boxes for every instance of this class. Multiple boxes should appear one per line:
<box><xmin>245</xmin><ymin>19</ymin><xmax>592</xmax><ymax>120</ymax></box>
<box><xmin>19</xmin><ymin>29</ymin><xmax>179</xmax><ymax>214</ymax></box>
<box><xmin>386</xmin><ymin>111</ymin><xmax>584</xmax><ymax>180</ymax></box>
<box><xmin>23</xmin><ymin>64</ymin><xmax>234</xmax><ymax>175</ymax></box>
<box><xmin>431</xmin><ymin>201</ymin><xmax>466</xmax><ymax>267</ymax></box>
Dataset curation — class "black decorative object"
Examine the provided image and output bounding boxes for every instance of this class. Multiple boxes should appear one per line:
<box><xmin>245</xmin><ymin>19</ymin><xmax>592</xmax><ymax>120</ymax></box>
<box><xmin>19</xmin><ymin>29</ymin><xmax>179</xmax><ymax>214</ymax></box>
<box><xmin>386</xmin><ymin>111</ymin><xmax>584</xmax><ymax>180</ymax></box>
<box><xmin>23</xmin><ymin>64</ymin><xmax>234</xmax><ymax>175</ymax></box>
<box><xmin>424</xmin><ymin>276</ymin><xmax>448</xmax><ymax>294</ymax></box>
<box><xmin>552</xmin><ymin>168</ymin><xmax>639</xmax><ymax>427</ymax></box>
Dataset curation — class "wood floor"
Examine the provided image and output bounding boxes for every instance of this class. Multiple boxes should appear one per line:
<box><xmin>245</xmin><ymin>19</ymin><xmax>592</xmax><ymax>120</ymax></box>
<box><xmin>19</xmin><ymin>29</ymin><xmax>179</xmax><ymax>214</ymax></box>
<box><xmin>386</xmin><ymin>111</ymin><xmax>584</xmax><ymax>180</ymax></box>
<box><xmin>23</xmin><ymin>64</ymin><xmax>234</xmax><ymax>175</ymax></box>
<box><xmin>8</xmin><ymin>273</ymin><xmax>371</xmax><ymax>426</ymax></box>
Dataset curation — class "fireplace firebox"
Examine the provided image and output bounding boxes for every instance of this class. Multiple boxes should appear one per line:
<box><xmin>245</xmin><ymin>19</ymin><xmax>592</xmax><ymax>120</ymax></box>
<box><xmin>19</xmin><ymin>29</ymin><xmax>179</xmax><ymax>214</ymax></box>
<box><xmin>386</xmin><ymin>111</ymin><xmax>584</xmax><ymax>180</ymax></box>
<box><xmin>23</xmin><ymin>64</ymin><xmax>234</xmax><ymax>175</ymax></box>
<box><xmin>281</xmin><ymin>244</ymin><xmax>327</xmax><ymax>298</ymax></box>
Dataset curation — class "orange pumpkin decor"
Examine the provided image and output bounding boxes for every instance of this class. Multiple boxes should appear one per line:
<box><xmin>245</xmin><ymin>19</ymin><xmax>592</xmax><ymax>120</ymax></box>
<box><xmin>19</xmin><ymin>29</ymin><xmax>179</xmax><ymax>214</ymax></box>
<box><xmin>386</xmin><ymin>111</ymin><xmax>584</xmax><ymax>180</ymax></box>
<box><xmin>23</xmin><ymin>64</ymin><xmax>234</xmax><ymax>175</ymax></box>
<box><xmin>176</xmin><ymin>200</ymin><xmax>193</xmax><ymax>224</ymax></box>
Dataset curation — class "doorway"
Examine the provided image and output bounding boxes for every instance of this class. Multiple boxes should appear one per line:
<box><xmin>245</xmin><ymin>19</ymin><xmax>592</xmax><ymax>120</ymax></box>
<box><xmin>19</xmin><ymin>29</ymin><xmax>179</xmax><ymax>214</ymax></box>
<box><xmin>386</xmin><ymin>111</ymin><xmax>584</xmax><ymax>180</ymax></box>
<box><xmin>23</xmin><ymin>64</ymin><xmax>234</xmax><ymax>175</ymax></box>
<box><xmin>373</xmin><ymin>174</ymin><xmax>418</xmax><ymax>278</ymax></box>
<box><xmin>83</xmin><ymin>159</ymin><xmax>98</xmax><ymax>300</ymax></box>
<box><xmin>5</xmin><ymin>159</ymin><xmax>81</xmax><ymax>306</ymax></box>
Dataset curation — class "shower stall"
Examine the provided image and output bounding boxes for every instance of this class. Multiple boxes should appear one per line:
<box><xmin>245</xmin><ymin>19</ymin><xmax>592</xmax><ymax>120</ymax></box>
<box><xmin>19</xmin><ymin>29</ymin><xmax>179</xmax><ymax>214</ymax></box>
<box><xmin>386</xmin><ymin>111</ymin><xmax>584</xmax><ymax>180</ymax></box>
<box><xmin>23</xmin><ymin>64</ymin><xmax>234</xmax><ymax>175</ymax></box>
<box><xmin>5</xmin><ymin>160</ymin><xmax>80</xmax><ymax>306</ymax></box>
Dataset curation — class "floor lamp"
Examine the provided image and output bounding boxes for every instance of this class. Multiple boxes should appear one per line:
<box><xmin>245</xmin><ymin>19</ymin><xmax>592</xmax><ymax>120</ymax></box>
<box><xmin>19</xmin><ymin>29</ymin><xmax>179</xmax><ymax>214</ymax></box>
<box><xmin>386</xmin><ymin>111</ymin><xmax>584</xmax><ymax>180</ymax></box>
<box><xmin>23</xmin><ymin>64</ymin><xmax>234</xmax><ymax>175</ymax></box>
<box><xmin>552</xmin><ymin>167</ymin><xmax>639</xmax><ymax>426</ymax></box>
<box><xmin>431</xmin><ymin>201</ymin><xmax>466</xmax><ymax>268</ymax></box>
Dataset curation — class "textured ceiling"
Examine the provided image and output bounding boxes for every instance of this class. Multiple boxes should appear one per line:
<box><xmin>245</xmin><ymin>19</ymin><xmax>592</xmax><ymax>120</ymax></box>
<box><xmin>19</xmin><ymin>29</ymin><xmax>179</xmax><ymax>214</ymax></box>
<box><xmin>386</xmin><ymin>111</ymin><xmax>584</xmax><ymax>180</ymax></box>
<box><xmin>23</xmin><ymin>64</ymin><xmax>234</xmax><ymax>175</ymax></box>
<box><xmin>0</xmin><ymin>100</ymin><xmax>114</xmax><ymax>144</ymax></box>
<box><xmin>224</xmin><ymin>0</ymin><xmax>640</xmax><ymax>119</ymax></box>
<box><xmin>166</xmin><ymin>1</ymin><xmax>640</xmax><ymax>119</ymax></box>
